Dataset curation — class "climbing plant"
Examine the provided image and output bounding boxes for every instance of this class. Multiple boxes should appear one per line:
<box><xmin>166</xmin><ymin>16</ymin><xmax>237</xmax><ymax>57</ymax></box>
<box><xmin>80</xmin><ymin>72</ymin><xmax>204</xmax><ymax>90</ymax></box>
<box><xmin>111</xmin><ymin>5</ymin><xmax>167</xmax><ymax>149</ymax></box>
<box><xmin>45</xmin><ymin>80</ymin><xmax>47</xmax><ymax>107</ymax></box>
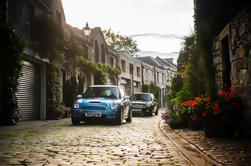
<box><xmin>1</xmin><ymin>25</ymin><xmax>25</xmax><ymax>125</ymax></box>
<box><xmin>32</xmin><ymin>13</ymin><xmax>65</xmax><ymax>64</ymax></box>
<box><xmin>80</xmin><ymin>57</ymin><xmax>121</xmax><ymax>85</ymax></box>
<box><xmin>46</xmin><ymin>64</ymin><xmax>63</xmax><ymax>119</ymax></box>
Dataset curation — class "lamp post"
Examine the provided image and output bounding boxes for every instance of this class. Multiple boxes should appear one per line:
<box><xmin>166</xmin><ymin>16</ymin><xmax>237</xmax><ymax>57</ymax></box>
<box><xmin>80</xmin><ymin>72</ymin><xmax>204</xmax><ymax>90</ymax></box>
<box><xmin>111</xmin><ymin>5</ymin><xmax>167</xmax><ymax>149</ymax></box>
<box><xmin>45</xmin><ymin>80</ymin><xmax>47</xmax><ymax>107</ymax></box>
<box><xmin>83</xmin><ymin>22</ymin><xmax>91</xmax><ymax>37</ymax></box>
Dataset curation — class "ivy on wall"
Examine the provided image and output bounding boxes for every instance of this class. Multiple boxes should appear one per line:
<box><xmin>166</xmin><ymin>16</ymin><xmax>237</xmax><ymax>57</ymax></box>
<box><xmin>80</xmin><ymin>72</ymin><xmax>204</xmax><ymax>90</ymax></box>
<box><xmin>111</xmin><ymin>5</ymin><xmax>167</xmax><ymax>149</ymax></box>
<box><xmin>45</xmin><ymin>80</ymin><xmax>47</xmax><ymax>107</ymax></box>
<box><xmin>80</xmin><ymin>57</ymin><xmax>121</xmax><ymax>85</ymax></box>
<box><xmin>1</xmin><ymin>25</ymin><xmax>25</xmax><ymax>125</ymax></box>
<box><xmin>46</xmin><ymin>64</ymin><xmax>63</xmax><ymax>119</ymax></box>
<box><xmin>32</xmin><ymin>13</ymin><xmax>65</xmax><ymax>64</ymax></box>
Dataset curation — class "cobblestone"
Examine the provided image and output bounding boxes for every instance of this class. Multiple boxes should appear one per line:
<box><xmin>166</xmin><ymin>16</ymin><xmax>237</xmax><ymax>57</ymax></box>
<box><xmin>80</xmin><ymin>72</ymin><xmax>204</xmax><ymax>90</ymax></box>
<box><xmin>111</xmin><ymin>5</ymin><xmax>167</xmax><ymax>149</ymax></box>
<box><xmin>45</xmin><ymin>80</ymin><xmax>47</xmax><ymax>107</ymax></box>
<box><xmin>0</xmin><ymin>110</ymin><xmax>189</xmax><ymax>165</ymax></box>
<box><xmin>163</xmin><ymin>124</ymin><xmax>251</xmax><ymax>166</ymax></box>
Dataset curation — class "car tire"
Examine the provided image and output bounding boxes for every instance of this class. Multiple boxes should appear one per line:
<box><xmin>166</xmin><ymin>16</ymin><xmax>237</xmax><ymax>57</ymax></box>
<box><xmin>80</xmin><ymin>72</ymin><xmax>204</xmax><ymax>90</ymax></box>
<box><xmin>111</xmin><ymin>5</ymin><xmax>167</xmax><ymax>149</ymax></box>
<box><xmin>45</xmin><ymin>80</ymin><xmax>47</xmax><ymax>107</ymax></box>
<box><xmin>115</xmin><ymin>109</ymin><xmax>123</xmax><ymax>125</ymax></box>
<box><xmin>155</xmin><ymin>108</ymin><xmax>159</xmax><ymax>116</ymax></box>
<box><xmin>72</xmin><ymin>118</ymin><xmax>80</xmax><ymax>125</ymax></box>
<box><xmin>126</xmin><ymin>109</ymin><xmax>132</xmax><ymax>123</ymax></box>
<box><xmin>149</xmin><ymin>109</ymin><xmax>153</xmax><ymax>116</ymax></box>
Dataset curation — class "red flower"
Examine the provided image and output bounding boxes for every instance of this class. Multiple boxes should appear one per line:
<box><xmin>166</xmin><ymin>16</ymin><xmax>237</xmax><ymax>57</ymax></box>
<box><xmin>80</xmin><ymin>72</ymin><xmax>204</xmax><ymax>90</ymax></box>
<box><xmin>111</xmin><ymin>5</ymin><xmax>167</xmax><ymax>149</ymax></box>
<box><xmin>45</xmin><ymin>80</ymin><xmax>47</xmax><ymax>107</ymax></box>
<box><xmin>192</xmin><ymin>116</ymin><xmax>197</xmax><ymax>120</ymax></box>
<box><xmin>205</xmin><ymin>107</ymin><xmax>209</xmax><ymax>110</ymax></box>
<box><xmin>202</xmin><ymin>113</ymin><xmax>206</xmax><ymax>117</ymax></box>
<box><xmin>230</xmin><ymin>90</ymin><xmax>236</xmax><ymax>95</ymax></box>
<box><xmin>225</xmin><ymin>96</ymin><xmax>231</xmax><ymax>102</ymax></box>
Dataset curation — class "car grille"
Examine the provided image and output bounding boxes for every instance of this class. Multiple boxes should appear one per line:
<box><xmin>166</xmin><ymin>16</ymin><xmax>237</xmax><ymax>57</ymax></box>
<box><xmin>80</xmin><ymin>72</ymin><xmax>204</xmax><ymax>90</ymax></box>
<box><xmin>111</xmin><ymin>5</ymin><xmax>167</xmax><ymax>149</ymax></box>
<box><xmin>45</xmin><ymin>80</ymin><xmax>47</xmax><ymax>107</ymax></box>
<box><xmin>132</xmin><ymin>104</ymin><xmax>146</xmax><ymax>109</ymax></box>
<box><xmin>81</xmin><ymin>106</ymin><xmax>107</xmax><ymax>110</ymax></box>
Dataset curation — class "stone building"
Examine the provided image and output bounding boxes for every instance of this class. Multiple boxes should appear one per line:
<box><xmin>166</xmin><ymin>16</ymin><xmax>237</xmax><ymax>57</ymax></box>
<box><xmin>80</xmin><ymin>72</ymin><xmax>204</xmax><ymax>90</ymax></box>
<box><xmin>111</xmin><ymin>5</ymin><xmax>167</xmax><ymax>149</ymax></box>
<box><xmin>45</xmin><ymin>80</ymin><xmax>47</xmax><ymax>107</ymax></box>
<box><xmin>7</xmin><ymin>0</ymin><xmax>66</xmax><ymax>121</ymax></box>
<box><xmin>212</xmin><ymin>3</ymin><xmax>251</xmax><ymax>133</ymax></box>
<box><xmin>138</xmin><ymin>56</ymin><xmax>167</xmax><ymax>107</ymax></box>
<box><xmin>119</xmin><ymin>53</ymin><xmax>142</xmax><ymax>96</ymax></box>
<box><xmin>155</xmin><ymin>57</ymin><xmax>177</xmax><ymax>86</ymax></box>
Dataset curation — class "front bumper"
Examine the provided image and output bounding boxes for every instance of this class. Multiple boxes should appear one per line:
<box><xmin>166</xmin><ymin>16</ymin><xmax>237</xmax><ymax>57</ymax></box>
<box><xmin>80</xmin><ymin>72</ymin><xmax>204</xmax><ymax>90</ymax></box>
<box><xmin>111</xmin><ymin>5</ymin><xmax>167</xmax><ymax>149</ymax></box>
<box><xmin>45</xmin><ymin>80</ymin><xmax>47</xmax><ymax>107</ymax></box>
<box><xmin>131</xmin><ymin>107</ymin><xmax>152</xmax><ymax>114</ymax></box>
<box><xmin>71</xmin><ymin>109</ymin><xmax>118</xmax><ymax>121</ymax></box>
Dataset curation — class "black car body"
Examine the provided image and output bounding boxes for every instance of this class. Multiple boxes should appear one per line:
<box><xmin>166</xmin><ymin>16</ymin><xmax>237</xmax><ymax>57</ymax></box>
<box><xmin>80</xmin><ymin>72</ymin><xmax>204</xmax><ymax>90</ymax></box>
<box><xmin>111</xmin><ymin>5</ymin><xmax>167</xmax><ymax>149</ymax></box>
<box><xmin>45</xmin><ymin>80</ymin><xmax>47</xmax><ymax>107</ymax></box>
<box><xmin>131</xmin><ymin>93</ymin><xmax>158</xmax><ymax>116</ymax></box>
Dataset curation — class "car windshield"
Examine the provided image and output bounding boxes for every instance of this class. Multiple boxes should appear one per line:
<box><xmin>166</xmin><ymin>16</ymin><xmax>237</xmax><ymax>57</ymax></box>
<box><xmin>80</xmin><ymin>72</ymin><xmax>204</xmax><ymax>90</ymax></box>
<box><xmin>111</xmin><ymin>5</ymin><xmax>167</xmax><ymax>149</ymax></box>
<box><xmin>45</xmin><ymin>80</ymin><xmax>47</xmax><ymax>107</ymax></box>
<box><xmin>132</xmin><ymin>94</ymin><xmax>151</xmax><ymax>101</ymax></box>
<box><xmin>83</xmin><ymin>87</ymin><xmax>119</xmax><ymax>99</ymax></box>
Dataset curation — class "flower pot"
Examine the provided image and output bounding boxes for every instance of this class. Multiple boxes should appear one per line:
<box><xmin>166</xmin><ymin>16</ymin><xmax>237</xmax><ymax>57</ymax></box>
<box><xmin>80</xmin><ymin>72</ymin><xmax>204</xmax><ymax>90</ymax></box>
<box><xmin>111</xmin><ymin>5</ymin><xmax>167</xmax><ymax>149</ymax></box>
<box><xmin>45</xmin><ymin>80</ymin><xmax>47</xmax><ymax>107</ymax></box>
<box><xmin>187</xmin><ymin>119</ymin><xmax>202</xmax><ymax>130</ymax></box>
<box><xmin>203</xmin><ymin>116</ymin><xmax>235</xmax><ymax>138</ymax></box>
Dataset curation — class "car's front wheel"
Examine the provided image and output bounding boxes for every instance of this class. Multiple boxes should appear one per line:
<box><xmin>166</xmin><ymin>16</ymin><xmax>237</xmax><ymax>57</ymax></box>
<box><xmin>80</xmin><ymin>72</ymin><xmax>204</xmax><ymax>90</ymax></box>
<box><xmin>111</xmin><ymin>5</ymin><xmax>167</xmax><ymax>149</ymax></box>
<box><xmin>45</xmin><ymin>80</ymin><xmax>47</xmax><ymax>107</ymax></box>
<box><xmin>115</xmin><ymin>109</ymin><xmax>123</xmax><ymax>125</ymax></box>
<box><xmin>126</xmin><ymin>109</ymin><xmax>132</xmax><ymax>123</ymax></box>
<box><xmin>72</xmin><ymin>118</ymin><xmax>80</xmax><ymax>125</ymax></box>
<box><xmin>155</xmin><ymin>108</ymin><xmax>159</xmax><ymax>116</ymax></box>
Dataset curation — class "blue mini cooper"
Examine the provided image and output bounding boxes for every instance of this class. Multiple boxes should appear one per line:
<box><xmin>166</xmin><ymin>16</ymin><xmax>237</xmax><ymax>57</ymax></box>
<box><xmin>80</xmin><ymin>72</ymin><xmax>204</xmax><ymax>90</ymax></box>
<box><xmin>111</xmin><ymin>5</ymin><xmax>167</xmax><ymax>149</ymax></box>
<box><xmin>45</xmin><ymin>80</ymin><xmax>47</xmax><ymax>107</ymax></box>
<box><xmin>71</xmin><ymin>85</ymin><xmax>132</xmax><ymax>125</ymax></box>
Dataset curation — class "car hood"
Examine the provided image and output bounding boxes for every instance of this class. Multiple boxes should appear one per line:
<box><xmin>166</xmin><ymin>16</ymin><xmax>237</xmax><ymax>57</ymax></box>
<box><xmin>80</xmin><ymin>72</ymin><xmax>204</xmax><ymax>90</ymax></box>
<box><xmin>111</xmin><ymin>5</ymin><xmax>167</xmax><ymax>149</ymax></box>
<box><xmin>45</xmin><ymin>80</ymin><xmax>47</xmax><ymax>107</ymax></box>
<box><xmin>75</xmin><ymin>98</ymin><xmax>121</xmax><ymax>110</ymax></box>
<box><xmin>131</xmin><ymin>100</ymin><xmax>148</xmax><ymax>104</ymax></box>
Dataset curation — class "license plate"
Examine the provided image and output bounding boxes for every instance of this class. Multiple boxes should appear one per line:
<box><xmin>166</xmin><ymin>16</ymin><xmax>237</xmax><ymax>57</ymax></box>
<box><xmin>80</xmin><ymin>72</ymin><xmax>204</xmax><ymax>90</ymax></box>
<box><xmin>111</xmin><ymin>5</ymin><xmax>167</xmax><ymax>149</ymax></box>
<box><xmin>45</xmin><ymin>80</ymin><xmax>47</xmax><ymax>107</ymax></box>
<box><xmin>85</xmin><ymin>112</ymin><xmax>101</xmax><ymax>117</ymax></box>
<box><xmin>132</xmin><ymin>109</ymin><xmax>141</xmax><ymax>112</ymax></box>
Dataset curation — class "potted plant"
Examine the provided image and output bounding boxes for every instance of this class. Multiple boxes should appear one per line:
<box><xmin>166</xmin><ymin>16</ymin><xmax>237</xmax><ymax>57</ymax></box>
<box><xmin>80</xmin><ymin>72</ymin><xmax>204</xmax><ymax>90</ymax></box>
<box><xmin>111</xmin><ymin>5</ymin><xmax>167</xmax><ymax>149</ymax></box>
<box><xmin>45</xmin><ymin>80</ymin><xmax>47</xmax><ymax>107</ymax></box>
<box><xmin>202</xmin><ymin>88</ymin><xmax>242</xmax><ymax>137</ymax></box>
<box><xmin>181</xmin><ymin>97</ymin><xmax>211</xmax><ymax>130</ymax></box>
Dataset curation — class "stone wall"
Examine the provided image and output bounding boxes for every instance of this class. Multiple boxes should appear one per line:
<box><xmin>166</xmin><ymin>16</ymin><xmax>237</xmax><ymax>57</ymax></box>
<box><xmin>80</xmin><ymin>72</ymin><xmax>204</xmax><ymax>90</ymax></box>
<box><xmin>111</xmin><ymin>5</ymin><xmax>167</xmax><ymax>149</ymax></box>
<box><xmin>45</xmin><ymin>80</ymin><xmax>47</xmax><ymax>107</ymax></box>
<box><xmin>213</xmin><ymin>5</ymin><xmax>251</xmax><ymax>133</ymax></box>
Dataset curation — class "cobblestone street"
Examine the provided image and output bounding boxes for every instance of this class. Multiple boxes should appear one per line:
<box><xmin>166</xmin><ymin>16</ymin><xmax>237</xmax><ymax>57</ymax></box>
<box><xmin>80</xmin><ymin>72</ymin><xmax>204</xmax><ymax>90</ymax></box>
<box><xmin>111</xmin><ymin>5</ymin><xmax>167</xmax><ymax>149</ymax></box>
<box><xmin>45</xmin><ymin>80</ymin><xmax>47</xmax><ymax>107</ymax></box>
<box><xmin>0</xmin><ymin>110</ymin><xmax>189</xmax><ymax>166</ymax></box>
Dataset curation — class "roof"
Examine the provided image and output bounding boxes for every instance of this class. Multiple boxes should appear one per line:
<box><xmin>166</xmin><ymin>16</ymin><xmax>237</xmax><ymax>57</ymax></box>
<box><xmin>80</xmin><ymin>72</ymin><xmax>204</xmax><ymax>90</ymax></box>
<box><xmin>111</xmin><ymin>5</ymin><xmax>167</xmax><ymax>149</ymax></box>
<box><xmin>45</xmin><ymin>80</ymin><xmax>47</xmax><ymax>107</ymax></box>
<box><xmin>137</xmin><ymin>56</ymin><xmax>163</xmax><ymax>69</ymax></box>
<box><xmin>155</xmin><ymin>56</ymin><xmax>176</xmax><ymax>70</ymax></box>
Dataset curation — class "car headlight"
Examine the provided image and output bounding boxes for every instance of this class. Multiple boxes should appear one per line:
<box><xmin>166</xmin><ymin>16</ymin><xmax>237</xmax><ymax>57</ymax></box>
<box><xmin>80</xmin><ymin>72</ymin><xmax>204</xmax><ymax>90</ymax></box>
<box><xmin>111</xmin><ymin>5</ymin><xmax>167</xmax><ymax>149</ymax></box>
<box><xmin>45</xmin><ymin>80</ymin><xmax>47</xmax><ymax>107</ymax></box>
<box><xmin>74</xmin><ymin>103</ymin><xmax>80</xmax><ymax>109</ymax></box>
<box><xmin>110</xmin><ymin>102</ymin><xmax>118</xmax><ymax>109</ymax></box>
<box><xmin>146</xmin><ymin>102</ymin><xmax>151</xmax><ymax>107</ymax></box>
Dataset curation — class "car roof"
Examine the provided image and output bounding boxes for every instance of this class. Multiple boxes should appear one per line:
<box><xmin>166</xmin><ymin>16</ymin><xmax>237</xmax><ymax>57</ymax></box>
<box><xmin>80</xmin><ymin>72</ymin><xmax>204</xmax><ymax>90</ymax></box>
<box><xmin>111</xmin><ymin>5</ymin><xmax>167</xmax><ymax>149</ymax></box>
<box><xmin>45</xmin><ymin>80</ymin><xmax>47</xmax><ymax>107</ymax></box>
<box><xmin>89</xmin><ymin>85</ymin><xmax>119</xmax><ymax>88</ymax></box>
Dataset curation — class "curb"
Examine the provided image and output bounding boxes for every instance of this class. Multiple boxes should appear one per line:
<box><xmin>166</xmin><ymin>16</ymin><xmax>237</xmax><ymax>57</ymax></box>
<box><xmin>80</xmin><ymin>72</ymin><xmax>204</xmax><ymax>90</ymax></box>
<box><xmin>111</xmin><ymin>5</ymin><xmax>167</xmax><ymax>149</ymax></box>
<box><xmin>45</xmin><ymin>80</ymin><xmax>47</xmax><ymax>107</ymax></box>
<box><xmin>158</xmin><ymin>120</ymin><xmax>222</xmax><ymax>166</ymax></box>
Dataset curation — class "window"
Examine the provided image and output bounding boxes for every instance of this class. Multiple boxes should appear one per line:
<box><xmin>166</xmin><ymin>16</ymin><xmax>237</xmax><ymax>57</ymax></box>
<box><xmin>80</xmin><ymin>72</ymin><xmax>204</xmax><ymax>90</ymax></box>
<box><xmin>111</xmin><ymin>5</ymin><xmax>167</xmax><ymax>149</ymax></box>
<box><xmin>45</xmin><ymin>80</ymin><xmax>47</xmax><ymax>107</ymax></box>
<box><xmin>101</xmin><ymin>44</ymin><xmax>105</xmax><ymax>63</ymax></box>
<box><xmin>137</xmin><ymin>67</ymin><xmax>140</xmax><ymax>77</ymax></box>
<box><xmin>130</xmin><ymin>64</ymin><xmax>133</xmax><ymax>75</ymax></box>
<box><xmin>157</xmin><ymin>72</ymin><xmax>159</xmax><ymax>83</ymax></box>
<box><xmin>145</xmin><ymin>69</ymin><xmax>148</xmax><ymax>81</ymax></box>
<box><xmin>110</xmin><ymin>57</ymin><xmax>114</xmax><ymax>66</ymax></box>
<box><xmin>162</xmin><ymin>73</ymin><xmax>165</xmax><ymax>85</ymax></box>
<box><xmin>121</xmin><ymin>60</ymin><xmax>126</xmax><ymax>72</ymax></box>
<box><xmin>95</xmin><ymin>41</ymin><xmax>99</xmax><ymax>62</ymax></box>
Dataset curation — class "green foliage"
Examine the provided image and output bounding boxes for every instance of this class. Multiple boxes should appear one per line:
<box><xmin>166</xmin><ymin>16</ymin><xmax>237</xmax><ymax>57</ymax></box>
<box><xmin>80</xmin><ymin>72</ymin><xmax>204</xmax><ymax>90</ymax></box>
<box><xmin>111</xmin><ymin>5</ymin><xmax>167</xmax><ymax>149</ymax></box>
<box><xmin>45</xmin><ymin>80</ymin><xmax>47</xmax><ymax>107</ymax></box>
<box><xmin>103</xmin><ymin>28</ymin><xmax>140</xmax><ymax>56</ymax></box>
<box><xmin>1</xmin><ymin>25</ymin><xmax>25</xmax><ymax>125</ymax></box>
<box><xmin>80</xmin><ymin>58</ymin><xmax>121</xmax><ymax>85</ymax></box>
<box><xmin>142</xmin><ymin>82</ymin><xmax>161</xmax><ymax>107</ymax></box>
<box><xmin>64</xmin><ymin>37</ymin><xmax>88</xmax><ymax>72</ymax></box>
<box><xmin>33</xmin><ymin>14</ymin><xmax>65</xmax><ymax>64</ymax></box>
<box><xmin>167</xmin><ymin>74</ymin><xmax>184</xmax><ymax>102</ymax></box>
<box><xmin>47</xmin><ymin>65</ymin><xmax>63</xmax><ymax>118</ymax></box>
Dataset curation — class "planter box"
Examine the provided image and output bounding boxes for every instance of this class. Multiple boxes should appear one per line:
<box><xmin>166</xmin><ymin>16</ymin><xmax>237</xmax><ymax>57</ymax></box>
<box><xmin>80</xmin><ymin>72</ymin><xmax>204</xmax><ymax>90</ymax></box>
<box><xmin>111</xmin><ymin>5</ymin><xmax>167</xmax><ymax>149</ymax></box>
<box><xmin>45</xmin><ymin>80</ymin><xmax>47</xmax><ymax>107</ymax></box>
<box><xmin>203</xmin><ymin>116</ymin><xmax>235</xmax><ymax>138</ymax></box>
<box><xmin>187</xmin><ymin>119</ymin><xmax>203</xmax><ymax>131</ymax></box>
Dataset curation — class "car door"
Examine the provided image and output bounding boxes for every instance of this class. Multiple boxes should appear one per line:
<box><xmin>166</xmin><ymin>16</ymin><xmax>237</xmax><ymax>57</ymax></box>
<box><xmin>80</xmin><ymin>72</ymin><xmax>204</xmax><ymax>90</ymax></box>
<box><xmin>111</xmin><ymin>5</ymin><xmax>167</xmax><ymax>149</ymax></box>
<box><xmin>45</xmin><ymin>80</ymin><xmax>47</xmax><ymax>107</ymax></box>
<box><xmin>120</xmin><ymin>88</ymin><xmax>129</xmax><ymax>118</ymax></box>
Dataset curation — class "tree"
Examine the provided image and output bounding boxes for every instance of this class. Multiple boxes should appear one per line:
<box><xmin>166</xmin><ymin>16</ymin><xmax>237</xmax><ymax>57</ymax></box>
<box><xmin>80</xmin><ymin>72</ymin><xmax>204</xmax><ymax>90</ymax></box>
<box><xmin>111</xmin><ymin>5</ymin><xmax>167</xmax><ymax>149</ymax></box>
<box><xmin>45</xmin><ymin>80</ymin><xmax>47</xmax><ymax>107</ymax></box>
<box><xmin>103</xmin><ymin>28</ymin><xmax>140</xmax><ymax>57</ymax></box>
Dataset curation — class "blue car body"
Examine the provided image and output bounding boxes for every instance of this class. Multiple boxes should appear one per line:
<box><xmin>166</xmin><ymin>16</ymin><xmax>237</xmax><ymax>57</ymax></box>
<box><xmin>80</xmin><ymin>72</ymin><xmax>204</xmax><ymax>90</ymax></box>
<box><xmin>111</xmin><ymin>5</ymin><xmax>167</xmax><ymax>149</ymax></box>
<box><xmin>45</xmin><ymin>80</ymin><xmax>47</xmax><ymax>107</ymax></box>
<box><xmin>71</xmin><ymin>85</ymin><xmax>131</xmax><ymax>125</ymax></box>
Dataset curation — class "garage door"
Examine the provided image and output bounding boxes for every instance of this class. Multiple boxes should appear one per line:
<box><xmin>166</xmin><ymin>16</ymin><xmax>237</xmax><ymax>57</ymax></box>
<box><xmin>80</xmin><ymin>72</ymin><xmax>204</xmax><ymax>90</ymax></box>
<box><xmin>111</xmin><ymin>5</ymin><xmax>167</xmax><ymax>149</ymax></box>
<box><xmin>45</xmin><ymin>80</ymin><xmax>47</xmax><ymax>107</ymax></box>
<box><xmin>17</xmin><ymin>61</ymin><xmax>40</xmax><ymax>120</ymax></box>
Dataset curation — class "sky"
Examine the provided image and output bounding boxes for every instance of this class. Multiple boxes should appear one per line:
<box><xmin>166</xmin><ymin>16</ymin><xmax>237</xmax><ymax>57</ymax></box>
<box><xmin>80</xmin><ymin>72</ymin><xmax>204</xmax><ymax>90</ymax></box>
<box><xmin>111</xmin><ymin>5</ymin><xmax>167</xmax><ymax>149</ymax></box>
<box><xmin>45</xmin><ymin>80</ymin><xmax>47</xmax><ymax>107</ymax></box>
<box><xmin>61</xmin><ymin>0</ymin><xmax>194</xmax><ymax>64</ymax></box>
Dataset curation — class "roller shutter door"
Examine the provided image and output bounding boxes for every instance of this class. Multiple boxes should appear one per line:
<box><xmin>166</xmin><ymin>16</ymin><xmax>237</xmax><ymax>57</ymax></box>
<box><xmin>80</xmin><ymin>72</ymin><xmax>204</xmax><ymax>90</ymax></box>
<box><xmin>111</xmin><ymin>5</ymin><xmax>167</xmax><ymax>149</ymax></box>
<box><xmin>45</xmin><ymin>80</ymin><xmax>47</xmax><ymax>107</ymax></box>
<box><xmin>17</xmin><ymin>61</ymin><xmax>40</xmax><ymax>120</ymax></box>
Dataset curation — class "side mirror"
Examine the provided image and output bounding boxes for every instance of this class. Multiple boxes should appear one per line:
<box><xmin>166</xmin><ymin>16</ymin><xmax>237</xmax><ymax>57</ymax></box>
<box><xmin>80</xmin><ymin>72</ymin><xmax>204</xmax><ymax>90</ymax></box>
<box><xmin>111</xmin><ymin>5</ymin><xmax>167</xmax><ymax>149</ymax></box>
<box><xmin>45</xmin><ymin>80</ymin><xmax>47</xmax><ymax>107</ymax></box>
<box><xmin>77</xmin><ymin>95</ymin><xmax>82</xmax><ymax>99</ymax></box>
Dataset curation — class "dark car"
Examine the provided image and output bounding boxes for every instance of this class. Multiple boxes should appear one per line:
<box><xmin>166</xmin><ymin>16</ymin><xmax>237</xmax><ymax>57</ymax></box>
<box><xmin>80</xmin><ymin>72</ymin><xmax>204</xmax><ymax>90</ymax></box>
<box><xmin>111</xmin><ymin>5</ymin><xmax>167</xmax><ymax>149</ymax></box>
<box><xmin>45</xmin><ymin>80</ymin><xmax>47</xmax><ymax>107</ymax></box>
<box><xmin>131</xmin><ymin>93</ymin><xmax>158</xmax><ymax>116</ymax></box>
<box><xmin>71</xmin><ymin>85</ymin><xmax>132</xmax><ymax>125</ymax></box>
